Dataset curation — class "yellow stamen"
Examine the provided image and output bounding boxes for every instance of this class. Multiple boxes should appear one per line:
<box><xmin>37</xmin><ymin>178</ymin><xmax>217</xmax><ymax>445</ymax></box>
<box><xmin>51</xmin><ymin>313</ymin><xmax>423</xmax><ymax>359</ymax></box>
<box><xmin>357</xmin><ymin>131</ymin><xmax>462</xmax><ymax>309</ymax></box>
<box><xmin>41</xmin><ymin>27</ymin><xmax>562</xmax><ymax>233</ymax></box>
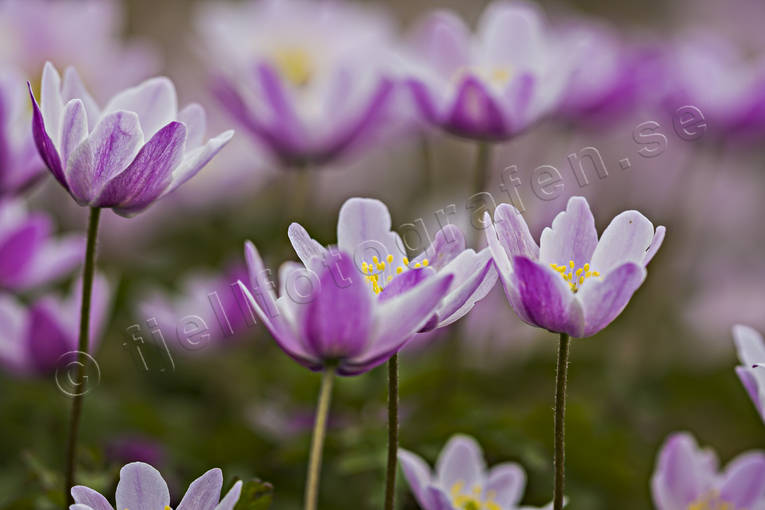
<box><xmin>403</xmin><ymin>257</ymin><xmax>409</xmax><ymax>266</ymax></box>
<box><xmin>387</xmin><ymin>254</ymin><xmax>394</xmax><ymax>263</ymax></box>
<box><xmin>552</xmin><ymin>260</ymin><xmax>601</xmax><ymax>293</ymax></box>
<box><xmin>422</xmin><ymin>259</ymin><xmax>429</xmax><ymax>267</ymax></box>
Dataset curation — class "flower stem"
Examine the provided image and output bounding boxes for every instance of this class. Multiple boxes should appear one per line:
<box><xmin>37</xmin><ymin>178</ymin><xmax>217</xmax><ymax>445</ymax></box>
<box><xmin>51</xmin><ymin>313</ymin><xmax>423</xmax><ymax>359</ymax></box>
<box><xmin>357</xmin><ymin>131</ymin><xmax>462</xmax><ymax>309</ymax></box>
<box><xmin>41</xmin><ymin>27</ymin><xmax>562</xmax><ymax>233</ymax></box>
<box><xmin>305</xmin><ymin>367</ymin><xmax>335</xmax><ymax>510</ymax></box>
<box><xmin>472</xmin><ymin>141</ymin><xmax>491</xmax><ymax>196</ymax></box>
<box><xmin>64</xmin><ymin>206</ymin><xmax>101</xmax><ymax>507</ymax></box>
<box><xmin>384</xmin><ymin>353</ymin><xmax>399</xmax><ymax>510</ymax></box>
<box><xmin>553</xmin><ymin>333</ymin><xmax>571</xmax><ymax>510</ymax></box>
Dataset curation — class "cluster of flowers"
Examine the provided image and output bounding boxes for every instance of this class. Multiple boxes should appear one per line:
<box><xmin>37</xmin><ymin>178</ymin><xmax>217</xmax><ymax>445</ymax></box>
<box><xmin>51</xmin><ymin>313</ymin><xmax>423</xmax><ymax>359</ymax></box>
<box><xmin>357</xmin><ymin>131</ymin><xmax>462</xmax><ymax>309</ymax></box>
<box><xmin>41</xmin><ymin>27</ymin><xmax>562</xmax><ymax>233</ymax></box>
<box><xmin>0</xmin><ymin>0</ymin><xmax>763</xmax><ymax>508</ymax></box>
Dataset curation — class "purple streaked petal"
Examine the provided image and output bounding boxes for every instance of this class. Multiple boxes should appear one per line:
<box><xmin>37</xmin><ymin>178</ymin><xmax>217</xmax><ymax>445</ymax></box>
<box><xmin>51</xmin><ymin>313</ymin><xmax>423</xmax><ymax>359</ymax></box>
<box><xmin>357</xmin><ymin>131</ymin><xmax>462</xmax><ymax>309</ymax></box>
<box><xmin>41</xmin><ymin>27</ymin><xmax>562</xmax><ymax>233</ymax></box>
<box><xmin>446</xmin><ymin>75</ymin><xmax>508</xmax><ymax>139</ymax></box>
<box><xmin>103</xmin><ymin>77</ymin><xmax>177</xmax><ymax>139</ymax></box>
<box><xmin>178</xmin><ymin>103</ymin><xmax>207</xmax><ymax>149</ymax></box>
<box><xmin>302</xmin><ymin>252</ymin><xmax>373</xmax><ymax>360</ymax></box>
<box><xmin>288</xmin><ymin>222</ymin><xmax>329</xmax><ymax>273</ymax></box>
<box><xmin>379</xmin><ymin>267</ymin><xmax>434</xmax><ymax>303</ymax></box>
<box><xmin>578</xmin><ymin>262</ymin><xmax>646</xmax><ymax>337</ymax></box>
<box><xmin>176</xmin><ymin>468</ymin><xmax>223</xmax><ymax>510</ymax></box>
<box><xmin>486</xmin><ymin>463</ymin><xmax>526</xmax><ymax>507</ymax></box>
<box><xmin>398</xmin><ymin>449</ymin><xmax>435</xmax><ymax>510</ymax></box>
<box><xmin>61</xmin><ymin>67</ymin><xmax>100</xmax><ymax>128</ymax></box>
<box><xmin>95</xmin><ymin>122</ymin><xmax>186</xmax><ymax>215</ymax></box>
<box><xmin>410</xmin><ymin>10</ymin><xmax>471</xmax><ymax>78</ymax></box>
<box><xmin>60</xmin><ymin>99</ymin><xmax>88</xmax><ymax>169</ymax></box>
<box><xmin>493</xmin><ymin>203</ymin><xmax>539</xmax><ymax>261</ymax></box>
<box><xmin>337</xmin><ymin>198</ymin><xmax>404</xmax><ymax>265</ymax></box>
<box><xmin>406</xmin><ymin>79</ymin><xmax>443</xmax><ymax>126</ymax></box>
<box><xmin>26</xmin><ymin>300</ymin><xmax>75</xmax><ymax>373</ymax></box>
<box><xmin>719</xmin><ymin>452</ymin><xmax>765</xmax><ymax>506</ymax></box>
<box><xmin>29</xmin><ymin>83</ymin><xmax>66</xmax><ymax>188</ymax></box>
<box><xmin>163</xmin><ymin>130</ymin><xmax>234</xmax><ymax>196</ymax></box>
<box><xmin>733</xmin><ymin>324</ymin><xmax>765</xmax><ymax>365</ymax></box>
<box><xmin>435</xmin><ymin>434</ymin><xmax>485</xmax><ymax>489</ymax></box>
<box><xmin>643</xmin><ymin>225</ymin><xmax>665</xmax><ymax>265</ymax></box>
<box><xmin>538</xmin><ymin>196</ymin><xmax>597</xmax><ymax>268</ymax></box>
<box><xmin>215</xmin><ymin>481</ymin><xmax>243</xmax><ymax>510</ymax></box>
<box><xmin>736</xmin><ymin>366</ymin><xmax>764</xmax><ymax>419</ymax></box>
<box><xmin>40</xmin><ymin>62</ymin><xmax>63</xmax><ymax>147</ymax></box>
<box><xmin>478</xmin><ymin>2</ymin><xmax>544</xmax><ymax>70</ymax></box>
<box><xmin>254</xmin><ymin>63</ymin><xmax>305</xmax><ymax>152</ymax></box>
<box><xmin>412</xmin><ymin>224</ymin><xmax>465</xmax><ymax>270</ymax></box>
<box><xmin>0</xmin><ymin>214</ymin><xmax>49</xmax><ymax>287</ymax></box>
<box><xmin>511</xmin><ymin>256</ymin><xmax>584</xmax><ymax>337</ymax></box>
<box><xmin>426</xmin><ymin>486</ymin><xmax>457</xmax><ymax>510</ymax></box>
<box><xmin>115</xmin><ymin>462</ymin><xmax>170</xmax><ymax>510</ymax></box>
<box><xmin>0</xmin><ymin>295</ymin><xmax>27</xmax><ymax>372</ymax></box>
<box><xmin>66</xmin><ymin>111</ymin><xmax>143</xmax><ymax>205</ymax></box>
<box><xmin>651</xmin><ymin>433</ymin><xmax>709</xmax><ymax>509</ymax></box>
<box><xmin>10</xmin><ymin>234</ymin><xmax>84</xmax><ymax>290</ymax></box>
<box><xmin>434</xmin><ymin>252</ymin><xmax>496</xmax><ymax>329</ymax></box>
<box><xmin>70</xmin><ymin>505</ymin><xmax>95</xmax><ymax>510</ymax></box>
<box><xmin>590</xmin><ymin>210</ymin><xmax>655</xmax><ymax>275</ymax></box>
<box><xmin>71</xmin><ymin>486</ymin><xmax>114</xmax><ymax>510</ymax></box>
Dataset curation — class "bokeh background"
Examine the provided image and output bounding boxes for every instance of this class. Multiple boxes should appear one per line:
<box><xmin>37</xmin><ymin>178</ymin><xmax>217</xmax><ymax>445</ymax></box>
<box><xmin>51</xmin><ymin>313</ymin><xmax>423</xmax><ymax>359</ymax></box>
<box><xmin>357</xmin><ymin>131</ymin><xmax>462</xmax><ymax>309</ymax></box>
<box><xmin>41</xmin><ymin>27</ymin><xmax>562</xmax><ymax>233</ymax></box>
<box><xmin>2</xmin><ymin>0</ymin><xmax>765</xmax><ymax>509</ymax></box>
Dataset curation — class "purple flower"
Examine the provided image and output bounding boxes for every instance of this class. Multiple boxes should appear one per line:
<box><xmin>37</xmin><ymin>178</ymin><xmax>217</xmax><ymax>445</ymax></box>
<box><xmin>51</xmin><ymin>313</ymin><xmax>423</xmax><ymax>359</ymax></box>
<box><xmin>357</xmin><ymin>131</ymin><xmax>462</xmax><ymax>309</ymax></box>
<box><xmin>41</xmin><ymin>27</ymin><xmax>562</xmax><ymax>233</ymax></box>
<box><xmin>0</xmin><ymin>199</ymin><xmax>83</xmax><ymax>291</ymax></box>
<box><xmin>733</xmin><ymin>324</ymin><xmax>765</xmax><ymax>424</ymax></box>
<box><xmin>239</xmin><ymin>197</ymin><xmax>459</xmax><ymax>375</ymax></box>
<box><xmin>198</xmin><ymin>0</ymin><xmax>400</xmax><ymax>167</ymax></box>
<box><xmin>485</xmin><ymin>196</ymin><xmax>665</xmax><ymax>338</ymax></box>
<box><xmin>399</xmin><ymin>434</ymin><xmax>553</xmax><ymax>510</ymax></box>
<box><xmin>0</xmin><ymin>0</ymin><xmax>159</xmax><ymax>99</ymax></box>
<box><xmin>0</xmin><ymin>69</ymin><xmax>44</xmax><ymax>195</ymax></box>
<box><xmin>401</xmin><ymin>1</ymin><xmax>571</xmax><ymax>141</ymax></box>
<box><xmin>70</xmin><ymin>461</ymin><xmax>242</xmax><ymax>510</ymax></box>
<box><xmin>652</xmin><ymin>432</ymin><xmax>765</xmax><ymax>510</ymax></box>
<box><xmin>28</xmin><ymin>63</ymin><xmax>234</xmax><ymax>217</ymax></box>
<box><xmin>0</xmin><ymin>274</ymin><xmax>109</xmax><ymax>375</ymax></box>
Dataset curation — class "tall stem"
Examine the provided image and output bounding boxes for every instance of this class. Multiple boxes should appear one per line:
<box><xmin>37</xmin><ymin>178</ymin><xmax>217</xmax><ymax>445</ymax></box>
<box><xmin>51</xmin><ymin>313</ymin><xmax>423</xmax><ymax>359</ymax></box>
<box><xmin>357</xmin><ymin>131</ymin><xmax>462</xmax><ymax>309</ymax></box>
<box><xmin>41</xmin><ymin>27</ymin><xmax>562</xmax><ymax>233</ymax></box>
<box><xmin>472</xmin><ymin>141</ymin><xmax>491</xmax><ymax>196</ymax></box>
<box><xmin>384</xmin><ymin>354</ymin><xmax>399</xmax><ymax>510</ymax></box>
<box><xmin>304</xmin><ymin>367</ymin><xmax>335</xmax><ymax>510</ymax></box>
<box><xmin>553</xmin><ymin>333</ymin><xmax>571</xmax><ymax>510</ymax></box>
<box><xmin>64</xmin><ymin>206</ymin><xmax>101</xmax><ymax>506</ymax></box>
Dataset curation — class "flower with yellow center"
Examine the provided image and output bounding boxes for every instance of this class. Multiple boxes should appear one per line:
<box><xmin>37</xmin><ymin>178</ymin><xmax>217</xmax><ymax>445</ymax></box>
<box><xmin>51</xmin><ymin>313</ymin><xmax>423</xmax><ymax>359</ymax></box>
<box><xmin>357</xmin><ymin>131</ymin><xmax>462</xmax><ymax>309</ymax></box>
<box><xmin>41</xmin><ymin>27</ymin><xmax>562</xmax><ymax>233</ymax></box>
<box><xmin>272</xmin><ymin>46</ymin><xmax>314</xmax><ymax>87</ymax></box>
<box><xmin>450</xmin><ymin>480</ymin><xmax>502</xmax><ymax>510</ymax></box>
<box><xmin>361</xmin><ymin>254</ymin><xmax>429</xmax><ymax>295</ymax></box>
<box><xmin>549</xmin><ymin>260</ymin><xmax>600</xmax><ymax>293</ymax></box>
<box><xmin>687</xmin><ymin>492</ymin><xmax>736</xmax><ymax>510</ymax></box>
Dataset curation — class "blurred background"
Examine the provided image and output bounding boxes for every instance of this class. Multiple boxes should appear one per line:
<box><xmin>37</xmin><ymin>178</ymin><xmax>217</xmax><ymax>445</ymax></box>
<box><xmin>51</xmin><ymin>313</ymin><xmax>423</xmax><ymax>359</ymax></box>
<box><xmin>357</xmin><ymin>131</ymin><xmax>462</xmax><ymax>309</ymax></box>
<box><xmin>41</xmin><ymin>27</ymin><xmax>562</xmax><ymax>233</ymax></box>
<box><xmin>2</xmin><ymin>0</ymin><xmax>765</xmax><ymax>509</ymax></box>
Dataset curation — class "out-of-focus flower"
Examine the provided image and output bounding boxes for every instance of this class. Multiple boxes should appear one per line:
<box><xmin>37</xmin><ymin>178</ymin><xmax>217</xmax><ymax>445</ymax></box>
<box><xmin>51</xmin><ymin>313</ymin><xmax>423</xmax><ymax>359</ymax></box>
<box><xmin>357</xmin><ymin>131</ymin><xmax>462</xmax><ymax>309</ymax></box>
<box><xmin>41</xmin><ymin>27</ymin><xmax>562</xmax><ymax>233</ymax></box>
<box><xmin>485</xmin><ymin>196</ymin><xmax>665</xmax><ymax>338</ymax></box>
<box><xmin>399</xmin><ymin>434</ymin><xmax>553</xmax><ymax>510</ymax></box>
<box><xmin>106</xmin><ymin>436</ymin><xmax>166</xmax><ymax>467</ymax></box>
<box><xmin>652</xmin><ymin>432</ymin><xmax>765</xmax><ymax>510</ymax></box>
<box><xmin>0</xmin><ymin>199</ymin><xmax>83</xmax><ymax>291</ymax></box>
<box><xmin>198</xmin><ymin>0</ymin><xmax>401</xmax><ymax>167</ymax></box>
<box><xmin>0</xmin><ymin>274</ymin><xmax>109</xmax><ymax>376</ymax></box>
<box><xmin>239</xmin><ymin>198</ymin><xmax>457</xmax><ymax>375</ymax></box>
<box><xmin>28</xmin><ymin>63</ymin><xmax>234</xmax><ymax>217</ymax></box>
<box><xmin>0</xmin><ymin>0</ymin><xmax>158</xmax><ymax>99</ymax></box>
<box><xmin>733</xmin><ymin>324</ymin><xmax>765</xmax><ymax>424</ymax></box>
<box><xmin>401</xmin><ymin>1</ymin><xmax>570</xmax><ymax>141</ymax></box>
<box><xmin>662</xmin><ymin>32</ymin><xmax>765</xmax><ymax>137</ymax></box>
<box><xmin>70</xmin><ymin>462</ymin><xmax>242</xmax><ymax>510</ymax></box>
<box><xmin>0</xmin><ymin>68</ymin><xmax>44</xmax><ymax>195</ymax></box>
<box><xmin>138</xmin><ymin>264</ymin><xmax>252</xmax><ymax>353</ymax></box>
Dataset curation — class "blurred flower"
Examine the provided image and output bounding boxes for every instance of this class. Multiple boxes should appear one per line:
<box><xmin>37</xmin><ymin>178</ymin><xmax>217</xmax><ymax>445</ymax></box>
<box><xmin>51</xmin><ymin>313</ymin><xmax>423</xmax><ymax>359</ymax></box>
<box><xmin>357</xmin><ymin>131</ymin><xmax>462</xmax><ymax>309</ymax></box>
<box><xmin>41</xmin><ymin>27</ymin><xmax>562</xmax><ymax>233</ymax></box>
<box><xmin>485</xmin><ymin>196</ymin><xmax>665</xmax><ymax>338</ymax></box>
<box><xmin>239</xmin><ymin>198</ymin><xmax>455</xmax><ymax>375</ymax></box>
<box><xmin>198</xmin><ymin>0</ymin><xmax>401</xmax><ymax>167</ymax></box>
<box><xmin>28</xmin><ymin>62</ymin><xmax>234</xmax><ymax>217</ymax></box>
<box><xmin>0</xmin><ymin>0</ymin><xmax>159</xmax><ymax>99</ymax></box>
<box><xmin>106</xmin><ymin>436</ymin><xmax>166</xmax><ymax>467</ymax></box>
<box><xmin>652</xmin><ymin>432</ymin><xmax>765</xmax><ymax>510</ymax></box>
<box><xmin>0</xmin><ymin>68</ymin><xmax>44</xmax><ymax>195</ymax></box>
<box><xmin>401</xmin><ymin>1</ymin><xmax>571</xmax><ymax>141</ymax></box>
<box><xmin>733</xmin><ymin>324</ymin><xmax>765</xmax><ymax>424</ymax></box>
<box><xmin>138</xmin><ymin>263</ymin><xmax>252</xmax><ymax>353</ymax></box>
<box><xmin>0</xmin><ymin>274</ymin><xmax>109</xmax><ymax>376</ymax></box>
<box><xmin>399</xmin><ymin>434</ymin><xmax>553</xmax><ymax>510</ymax></box>
<box><xmin>70</xmin><ymin>462</ymin><xmax>242</xmax><ymax>510</ymax></box>
<box><xmin>0</xmin><ymin>198</ymin><xmax>83</xmax><ymax>291</ymax></box>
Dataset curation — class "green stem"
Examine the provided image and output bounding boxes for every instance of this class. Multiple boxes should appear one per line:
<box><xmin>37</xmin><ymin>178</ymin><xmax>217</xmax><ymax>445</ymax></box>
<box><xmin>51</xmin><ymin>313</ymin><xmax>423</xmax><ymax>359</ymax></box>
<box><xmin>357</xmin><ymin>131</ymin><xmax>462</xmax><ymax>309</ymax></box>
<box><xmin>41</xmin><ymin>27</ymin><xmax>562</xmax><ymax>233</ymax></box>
<box><xmin>384</xmin><ymin>354</ymin><xmax>399</xmax><ymax>510</ymax></box>
<box><xmin>304</xmin><ymin>367</ymin><xmax>335</xmax><ymax>510</ymax></box>
<box><xmin>472</xmin><ymin>141</ymin><xmax>491</xmax><ymax>196</ymax></box>
<box><xmin>419</xmin><ymin>135</ymin><xmax>434</xmax><ymax>196</ymax></box>
<box><xmin>553</xmin><ymin>333</ymin><xmax>571</xmax><ymax>510</ymax></box>
<box><xmin>64</xmin><ymin>206</ymin><xmax>101</xmax><ymax>507</ymax></box>
<box><xmin>290</xmin><ymin>168</ymin><xmax>312</xmax><ymax>222</ymax></box>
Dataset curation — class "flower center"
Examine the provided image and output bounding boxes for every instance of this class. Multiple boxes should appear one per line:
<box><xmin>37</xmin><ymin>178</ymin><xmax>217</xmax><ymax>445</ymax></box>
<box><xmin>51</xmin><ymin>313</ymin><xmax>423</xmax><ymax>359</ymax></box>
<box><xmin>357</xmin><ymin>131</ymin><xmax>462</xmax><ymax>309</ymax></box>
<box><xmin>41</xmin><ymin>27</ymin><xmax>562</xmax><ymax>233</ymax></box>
<box><xmin>360</xmin><ymin>254</ymin><xmax>428</xmax><ymax>295</ymax></box>
<box><xmin>450</xmin><ymin>481</ymin><xmax>501</xmax><ymax>510</ymax></box>
<box><xmin>453</xmin><ymin>66</ymin><xmax>514</xmax><ymax>87</ymax></box>
<box><xmin>272</xmin><ymin>46</ymin><xmax>314</xmax><ymax>87</ymax></box>
<box><xmin>687</xmin><ymin>492</ymin><xmax>736</xmax><ymax>510</ymax></box>
<box><xmin>549</xmin><ymin>260</ymin><xmax>600</xmax><ymax>293</ymax></box>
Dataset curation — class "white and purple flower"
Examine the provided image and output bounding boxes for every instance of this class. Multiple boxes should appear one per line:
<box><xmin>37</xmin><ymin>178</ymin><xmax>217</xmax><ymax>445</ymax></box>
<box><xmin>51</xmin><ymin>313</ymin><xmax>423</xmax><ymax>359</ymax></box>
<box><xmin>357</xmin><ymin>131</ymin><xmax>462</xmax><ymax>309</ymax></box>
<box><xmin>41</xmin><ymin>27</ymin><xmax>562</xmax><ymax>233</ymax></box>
<box><xmin>198</xmin><ymin>0</ymin><xmax>400</xmax><ymax>167</ymax></box>
<box><xmin>69</xmin><ymin>461</ymin><xmax>242</xmax><ymax>510</ymax></box>
<box><xmin>28</xmin><ymin>62</ymin><xmax>234</xmax><ymax>216</ymax></box>
<box><xmin>401</xmin><ymin>1</ymin><xmax>571</xmax><ymax>141</ymax></box>
<box><xmin>652</xmin><ymin>432</ymin><xmax>765</xmax><ymax>510</ymax></box>
<box><xmin>399</xmin><ymin>434</ymin><xmax>553</xmax><ymax>510</ymax></box>
<box><xmin>485</xmin><ymin>196</ymin><xmax>665</xmax><ymax>338</ymax></box>
<box><xmin>0</xmin><ymin>199</ymin><xmax>83</xmax><ymax>291</ymax></box>
<box><xmin>240</xmin><ymin>198</ymin><xmax>495</xmax><ymax>375</ymax></box>
<box><xmin>733</xmin><ymin>324</ymin><xmax>765</xmax><ymax>424</ymax></box>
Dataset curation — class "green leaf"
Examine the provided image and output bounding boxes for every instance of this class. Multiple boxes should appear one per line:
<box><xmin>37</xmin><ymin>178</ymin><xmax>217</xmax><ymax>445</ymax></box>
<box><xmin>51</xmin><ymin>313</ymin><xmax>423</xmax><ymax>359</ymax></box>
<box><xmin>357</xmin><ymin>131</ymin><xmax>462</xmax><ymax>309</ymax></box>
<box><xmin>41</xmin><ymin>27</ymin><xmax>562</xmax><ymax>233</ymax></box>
<box><xmin>233</xmin><ymin>479</ymin><xmax>274</xmax><ymax>510</ymax></box>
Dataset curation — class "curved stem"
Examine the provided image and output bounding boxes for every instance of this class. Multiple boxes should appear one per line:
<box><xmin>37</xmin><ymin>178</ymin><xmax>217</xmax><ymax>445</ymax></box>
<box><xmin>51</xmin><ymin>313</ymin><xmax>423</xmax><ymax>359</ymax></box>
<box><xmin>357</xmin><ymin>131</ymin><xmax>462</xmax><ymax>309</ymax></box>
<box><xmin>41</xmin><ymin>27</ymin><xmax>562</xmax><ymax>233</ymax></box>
<box><xmin>553</xmin><ymin>333</ymin><xmax>571</xmax><ymax>510</ymax></box>
<box><xmin>384</xmin><ymin>354</ymin><xmax>399</xmax><ymax>510</ymax></box>
<box><xmin>64</xmin><ymin>206</ymin><xmax>101</xmax><ymax>507</ymax></box>
<box><xmin>304</xmin><ymin>367</ymin><xmax>335</xmax><ymax>510</ymax></box>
